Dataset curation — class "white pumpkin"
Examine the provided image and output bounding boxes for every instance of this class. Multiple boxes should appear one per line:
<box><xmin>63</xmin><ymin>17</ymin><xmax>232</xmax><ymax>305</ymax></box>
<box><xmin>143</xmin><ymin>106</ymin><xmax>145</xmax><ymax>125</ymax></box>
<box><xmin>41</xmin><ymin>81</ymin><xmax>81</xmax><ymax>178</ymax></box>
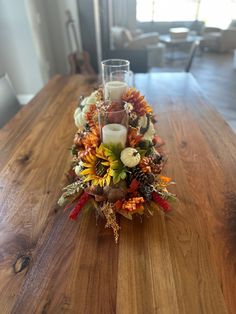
<box><xmin>82</xmin><ymin>103</ymin><xmax>92</xmax><ymax>113</ymax></box>
<box><xmin>74</xmin><ymin>90</ymin><xmax>99</xmax><ymax>129</ymax></box>
<box><xmin>74</xmin><ymin>107</ymin><xmax>81</xmax><ymax>124</ymax></box>
<box><xmin>74</xmin><ymin>161</ymin><xmax>84</xmax><ymax>176</ymax></box>
<box><xmin>74</xmin><ymin>165</ymin><xmax>81</xmax><ymax>176</ymax></box>
<box><xmin>120</xmin><ymin>147</ymin><xmax>141</xmax><ymax>168</ymax></box>
<box><xmin>81</xmin><ymin>91</ymin><xmax>97</xmax><ymax>107</ymax></box>
<box><xmin>74</xmin><ymin>108</ymin><xmax>86</xmax><ymax>129</ymax></box>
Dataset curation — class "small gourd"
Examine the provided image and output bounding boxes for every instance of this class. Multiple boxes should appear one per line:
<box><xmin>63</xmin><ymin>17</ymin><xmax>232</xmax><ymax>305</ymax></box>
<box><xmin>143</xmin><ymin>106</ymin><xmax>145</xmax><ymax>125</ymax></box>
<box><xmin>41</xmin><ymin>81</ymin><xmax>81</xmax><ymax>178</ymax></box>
<box><xmin>74</xmin><ymin>107</ymin><xmax>86</xmax><ymax>129</ymax></box>
<box><xmin>74</xmin><ymin>165</ymin><xmax>81</xmax><ymax>176</ymax></box>
<box><xmin>120</xmin><ymin>147</ymin><xmax>141</xmax><ymax>168</ymax></box>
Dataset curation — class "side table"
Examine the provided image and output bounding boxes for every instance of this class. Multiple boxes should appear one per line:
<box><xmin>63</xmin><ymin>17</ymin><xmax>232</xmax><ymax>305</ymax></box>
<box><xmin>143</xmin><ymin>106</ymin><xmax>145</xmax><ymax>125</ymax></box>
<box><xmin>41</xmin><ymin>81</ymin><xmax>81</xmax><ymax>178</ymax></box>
<box><xmin>159</xmin><ymin>34</ymin><xmax>202</xmax><ymax>60</ymax></box>
<box><xmin>147</xmin><ymin>43</ymin><xmax>166</xmax><ymax>68</ymax></box>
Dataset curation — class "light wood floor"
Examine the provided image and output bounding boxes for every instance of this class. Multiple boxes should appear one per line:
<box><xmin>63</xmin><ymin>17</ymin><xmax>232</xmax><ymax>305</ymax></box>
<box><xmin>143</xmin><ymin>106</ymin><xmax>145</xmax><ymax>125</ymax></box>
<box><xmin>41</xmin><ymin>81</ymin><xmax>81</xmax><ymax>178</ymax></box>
<box><xmin>152</xmin><ymin>51</ymin><xmax>236</xmax><ymax>132</ymax></box>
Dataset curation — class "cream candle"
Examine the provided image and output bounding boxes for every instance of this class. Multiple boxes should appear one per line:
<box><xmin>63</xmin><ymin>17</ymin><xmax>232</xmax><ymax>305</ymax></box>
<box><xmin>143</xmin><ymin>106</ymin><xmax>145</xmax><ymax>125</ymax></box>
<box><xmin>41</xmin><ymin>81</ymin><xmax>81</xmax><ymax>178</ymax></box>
<box><xmin>102</xmin><ymin>123</ymin><xmax>127</xmax><ymax>147</ymax></box>
<box><xmin>105</xmin><ymin>81</ymin><xmax>128</xmax><ymax>101</ymax></box>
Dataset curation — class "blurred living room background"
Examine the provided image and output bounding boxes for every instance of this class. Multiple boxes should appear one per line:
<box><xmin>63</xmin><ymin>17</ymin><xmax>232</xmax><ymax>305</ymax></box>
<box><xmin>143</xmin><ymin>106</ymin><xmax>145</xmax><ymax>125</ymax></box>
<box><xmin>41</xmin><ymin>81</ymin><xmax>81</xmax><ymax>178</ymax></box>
<box><xmin>0</xmin><ymin>0</ymin><xmax>236</xmax><ymax>131</ymax></box>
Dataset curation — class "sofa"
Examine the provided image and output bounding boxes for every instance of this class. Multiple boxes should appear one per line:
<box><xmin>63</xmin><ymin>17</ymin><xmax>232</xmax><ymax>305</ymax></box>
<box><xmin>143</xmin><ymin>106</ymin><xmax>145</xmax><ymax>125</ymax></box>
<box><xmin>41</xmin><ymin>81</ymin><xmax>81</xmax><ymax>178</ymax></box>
<box><xmin>111</xmin><ymin>26</ymin><xmax>159</xmax><ymax>50</ymax></box>
<box><xmin>109</xmin><ymin>26</ymin><xmax>165</xmax><ymax>72</ymax></box>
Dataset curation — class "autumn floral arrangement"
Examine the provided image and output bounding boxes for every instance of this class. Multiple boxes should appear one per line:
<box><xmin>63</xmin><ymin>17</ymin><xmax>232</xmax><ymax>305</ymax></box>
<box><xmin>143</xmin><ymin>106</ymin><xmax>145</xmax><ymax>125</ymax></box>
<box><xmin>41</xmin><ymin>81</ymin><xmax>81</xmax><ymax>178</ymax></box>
<box><xmin>58</xmin><ymin>60</ymin><xmax>176</xmax><ymax>242</ymax></box>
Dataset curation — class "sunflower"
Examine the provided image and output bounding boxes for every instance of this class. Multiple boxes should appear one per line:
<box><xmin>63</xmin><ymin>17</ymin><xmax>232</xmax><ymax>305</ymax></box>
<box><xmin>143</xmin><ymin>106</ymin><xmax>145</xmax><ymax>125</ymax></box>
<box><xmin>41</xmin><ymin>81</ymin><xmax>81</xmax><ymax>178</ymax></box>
<box><xmin>80</xmin><ymin>145</ymin><xmax>114</xmax><ymax>186</ymax></box>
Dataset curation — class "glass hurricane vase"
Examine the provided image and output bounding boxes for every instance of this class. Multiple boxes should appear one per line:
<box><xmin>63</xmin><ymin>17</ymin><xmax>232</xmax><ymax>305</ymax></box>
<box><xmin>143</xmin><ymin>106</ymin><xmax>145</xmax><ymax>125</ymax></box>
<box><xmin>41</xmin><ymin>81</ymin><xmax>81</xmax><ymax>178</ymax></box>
<box><xmin>98</xmin><ymin>100</ymin><xmax>128</xmax><ymax>148</ymax></box>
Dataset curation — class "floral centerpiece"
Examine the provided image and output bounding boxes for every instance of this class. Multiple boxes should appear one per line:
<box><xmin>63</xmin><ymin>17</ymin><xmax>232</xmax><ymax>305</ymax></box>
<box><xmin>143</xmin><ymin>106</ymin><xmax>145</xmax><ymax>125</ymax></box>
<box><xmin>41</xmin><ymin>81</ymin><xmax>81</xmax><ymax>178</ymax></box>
<box><xmin>58</xmin><ymin>59</ymin><xmax>176</xmax><ymax>242</ymax></box>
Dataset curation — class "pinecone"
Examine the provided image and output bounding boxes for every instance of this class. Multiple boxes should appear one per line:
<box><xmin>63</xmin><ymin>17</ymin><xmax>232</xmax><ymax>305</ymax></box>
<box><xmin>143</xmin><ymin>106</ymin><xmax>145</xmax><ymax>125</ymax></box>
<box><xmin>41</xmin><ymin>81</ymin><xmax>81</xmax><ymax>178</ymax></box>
<box><xmin>151</xmin><ymin>163</ymin><xmax>163</xmax><ymax>174</ymax></box>
<box><xmin>128</xmin><ymin>167</ymin><xmax>155</xmax><ymax>185</ymax></box>
<box><xmin>139</xmin><ymin>184</ymin><xmax>153</xmax><ymax>201</ymax></box>
<box><xmin>150</xmin><ymin>153</ymin><xmax>165</xmax><ymax>174</ymax></box>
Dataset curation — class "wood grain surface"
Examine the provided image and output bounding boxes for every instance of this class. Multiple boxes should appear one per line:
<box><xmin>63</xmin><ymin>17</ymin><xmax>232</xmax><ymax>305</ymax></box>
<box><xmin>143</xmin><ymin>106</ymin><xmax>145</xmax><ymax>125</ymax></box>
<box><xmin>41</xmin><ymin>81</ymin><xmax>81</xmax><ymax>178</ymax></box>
<box><xmin>0</xmin><ymin>73</ymin><xmax>235</xmax><ymax>314</ymax></box>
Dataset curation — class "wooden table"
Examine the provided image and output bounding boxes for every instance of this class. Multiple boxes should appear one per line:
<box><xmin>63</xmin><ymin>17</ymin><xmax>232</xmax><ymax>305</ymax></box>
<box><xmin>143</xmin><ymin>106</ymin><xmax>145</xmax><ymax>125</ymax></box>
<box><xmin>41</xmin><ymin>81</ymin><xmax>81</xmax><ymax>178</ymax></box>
<box><xmin>0</xmin><ymin>73</ymin><xmax>236</xmax><ymax>314</ymax></box>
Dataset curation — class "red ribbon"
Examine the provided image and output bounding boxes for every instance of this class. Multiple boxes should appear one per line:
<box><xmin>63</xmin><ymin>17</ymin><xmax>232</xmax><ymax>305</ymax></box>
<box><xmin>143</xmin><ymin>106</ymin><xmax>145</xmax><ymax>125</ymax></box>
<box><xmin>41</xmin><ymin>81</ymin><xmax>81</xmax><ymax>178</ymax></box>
<box><xmin>69</xmin><ymin>192</ymin><xmax>90</xmax><ymax>220</ymax></box>
<box><xmin>152</xmin><ymin>192</ymin><xmax>172</xmax><ymax>212</ymax></box>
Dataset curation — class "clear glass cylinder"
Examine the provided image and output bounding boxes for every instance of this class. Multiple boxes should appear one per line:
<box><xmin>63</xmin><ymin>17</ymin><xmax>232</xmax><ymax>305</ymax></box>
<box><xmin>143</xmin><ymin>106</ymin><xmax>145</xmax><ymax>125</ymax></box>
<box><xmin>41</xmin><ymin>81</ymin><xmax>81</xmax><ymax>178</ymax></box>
<box><xmin>101</xmin><ymin>59</ymin><xmax>130</xmax><ymax>101</ymax></box>
<box><xmin>98</xmin><ymin>100</ymin><xmax>128</xmax><ymax>148</ymax></box>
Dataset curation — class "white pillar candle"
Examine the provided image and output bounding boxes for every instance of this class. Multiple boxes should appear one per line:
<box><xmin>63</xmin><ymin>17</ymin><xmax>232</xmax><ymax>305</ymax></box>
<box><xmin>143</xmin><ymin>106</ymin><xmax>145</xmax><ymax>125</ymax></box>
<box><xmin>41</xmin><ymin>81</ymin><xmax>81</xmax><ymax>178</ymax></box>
<box><xmin>105</xmin><ymin>81</ymin><xmax>128</xmax><ymax>101</ymax></box>
<box><xmin>102</xmin><ymin>123</ymin><xmax>127</xmax><ymax>147</ymax></box>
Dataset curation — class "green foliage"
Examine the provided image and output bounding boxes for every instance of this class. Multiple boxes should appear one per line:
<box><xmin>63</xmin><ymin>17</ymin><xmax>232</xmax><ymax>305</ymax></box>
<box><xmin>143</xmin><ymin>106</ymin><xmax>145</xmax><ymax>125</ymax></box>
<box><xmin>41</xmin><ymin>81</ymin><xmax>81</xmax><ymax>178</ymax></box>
<box><xmin>138</xmin><ymin>140</ymin><xmax>153</xmax><ymax>150</ymax></box>
<box><xmin>137</xmin><ymin>140</ymin><xmax>154</xmax><ymax>156</ymax></box>
<box><xmin>112</xmin><ymin>164</ymin><xmax>127</xmax><ymax>184</ymax></box>
<box><xmin>102</xmin><ymin>143</ymin><xmax>128</xmax><ymax>184</ymax></box>
<box><xmin>69</xmin><ymin>144</ymin><xmax>78</xmax><ymax>157</ymax></box>
<box><xmin>135</xmin><ymin>147</ymin><xmax>147</xmax><ymax>157</ymax></box>
<box><xmin>102</xmin><ymin>143</ymin><xmax>123</xmax><ymax>160</ymax></box>
<box><xmin>157</xmin><ymin>190</ymin><xmax>177</xmax><ymax>202</ymax></box>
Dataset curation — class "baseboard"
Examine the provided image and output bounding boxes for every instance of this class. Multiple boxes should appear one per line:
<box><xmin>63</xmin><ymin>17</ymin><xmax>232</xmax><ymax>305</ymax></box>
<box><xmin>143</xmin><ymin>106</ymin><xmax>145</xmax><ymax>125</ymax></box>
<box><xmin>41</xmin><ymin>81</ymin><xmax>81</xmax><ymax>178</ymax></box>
<box><xmin>17</xmin><ymin>94</ymin><xmax>34</xmax><ymax>105</ymax></box>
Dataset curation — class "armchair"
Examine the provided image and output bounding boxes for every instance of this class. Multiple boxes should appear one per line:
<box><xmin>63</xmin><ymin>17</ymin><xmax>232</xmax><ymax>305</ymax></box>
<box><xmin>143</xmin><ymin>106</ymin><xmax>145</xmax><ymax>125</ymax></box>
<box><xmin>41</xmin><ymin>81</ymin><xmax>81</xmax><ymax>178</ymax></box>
<box><xmin>201</xmin><ymin>21</ymin><xmax>236</xmax><ymax>52</ymax></box>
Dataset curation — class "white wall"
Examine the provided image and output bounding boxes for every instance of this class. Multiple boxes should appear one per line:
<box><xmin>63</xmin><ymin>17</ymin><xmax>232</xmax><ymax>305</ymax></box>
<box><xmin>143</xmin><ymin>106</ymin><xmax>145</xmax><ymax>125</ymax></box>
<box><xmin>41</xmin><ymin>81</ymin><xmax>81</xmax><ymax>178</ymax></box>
<box><xmin>0</xmin><ymin>0</ymin><xmax>44</xmax><ymax>94</ymax></box>
<box><xmin>0</xmin><ymin>0</ymin><xmax>82</xmax><ymax>95</ymax></box>
<box><xmin>42</xmin><ymin>0</ymin><xmax>80</xmax><ymax>75</ymax></box>
<box><xmin>25</xmin><ymin>0</ymin><xmax>56</xmax><ymax>83</ymax></box>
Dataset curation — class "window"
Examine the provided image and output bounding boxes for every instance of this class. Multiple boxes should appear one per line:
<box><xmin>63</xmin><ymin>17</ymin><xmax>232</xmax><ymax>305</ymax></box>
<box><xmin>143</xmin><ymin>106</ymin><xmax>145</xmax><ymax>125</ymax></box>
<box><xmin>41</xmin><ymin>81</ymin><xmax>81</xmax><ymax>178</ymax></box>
<box><xmin>136</xmin><ymin>0</ymin><xmax>236</xmax><ymax>28</ymax></box>
<box><xmin>136</xmin><ymin>0</ymin><xmax>199</xmax><ymax>22</ymax></box>
<box><xmin>198</xmin><ymin>0</ymin><xmax>236</xmax><ymax>29</ymax></box>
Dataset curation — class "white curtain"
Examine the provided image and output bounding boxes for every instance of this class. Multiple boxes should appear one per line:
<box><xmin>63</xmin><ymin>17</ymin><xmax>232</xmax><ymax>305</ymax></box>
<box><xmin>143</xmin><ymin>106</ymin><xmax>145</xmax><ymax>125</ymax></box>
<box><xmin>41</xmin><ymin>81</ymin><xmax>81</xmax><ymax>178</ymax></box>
<box><xmin>198</xmin><ymin>0</ymin><xmax>236</xmax><ymax>29</ymax></box>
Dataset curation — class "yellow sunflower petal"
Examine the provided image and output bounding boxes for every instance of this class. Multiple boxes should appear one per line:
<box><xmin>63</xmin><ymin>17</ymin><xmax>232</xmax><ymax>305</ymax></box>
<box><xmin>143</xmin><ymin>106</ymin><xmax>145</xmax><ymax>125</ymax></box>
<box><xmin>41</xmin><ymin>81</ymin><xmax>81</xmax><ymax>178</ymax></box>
<box><xmin>80</xmin><ymin>168</ymin><xmax>94</xmax><ymax>175</ymax></box>
<box><xmin>93</xmin><ymin>179</ymin><xmax>99</xmax><ymax>185</ymax></box>
<box><xmin>87</xmin><ymin>155</ymin><xmax>95</xmax><ymax>163</ymax></box>
<box><xmin>96</xmin><ymin>153</ymin><xmax>105</xmax><ymax>160</ymax></box>
<box><xmin>82</xmin><ymin>162</ymin><xmax>94</xmax><ymax>168</ymax></box>
<box><xmin>83</xmin><ymin>176</ymin><xmax>91</xmax><ymax>182</ymax></box>
<box><xmin>101</xmin><ymin>161</ymin><xmax>110</xmax><ymax>166</ymax></box>
<box><xmin>106</xmin><ymin>175</ymin><xmax>111</xmax><ymax>186</ymax></box>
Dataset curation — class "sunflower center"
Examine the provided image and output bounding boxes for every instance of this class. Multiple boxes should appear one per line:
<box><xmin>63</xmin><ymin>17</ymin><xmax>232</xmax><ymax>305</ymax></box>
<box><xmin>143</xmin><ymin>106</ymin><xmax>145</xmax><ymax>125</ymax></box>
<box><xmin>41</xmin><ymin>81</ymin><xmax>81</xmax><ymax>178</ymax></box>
<box><xmin>95</xmin><ymin>158</ymin><xmax>108</xmax><ymax>177</ymax></box>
